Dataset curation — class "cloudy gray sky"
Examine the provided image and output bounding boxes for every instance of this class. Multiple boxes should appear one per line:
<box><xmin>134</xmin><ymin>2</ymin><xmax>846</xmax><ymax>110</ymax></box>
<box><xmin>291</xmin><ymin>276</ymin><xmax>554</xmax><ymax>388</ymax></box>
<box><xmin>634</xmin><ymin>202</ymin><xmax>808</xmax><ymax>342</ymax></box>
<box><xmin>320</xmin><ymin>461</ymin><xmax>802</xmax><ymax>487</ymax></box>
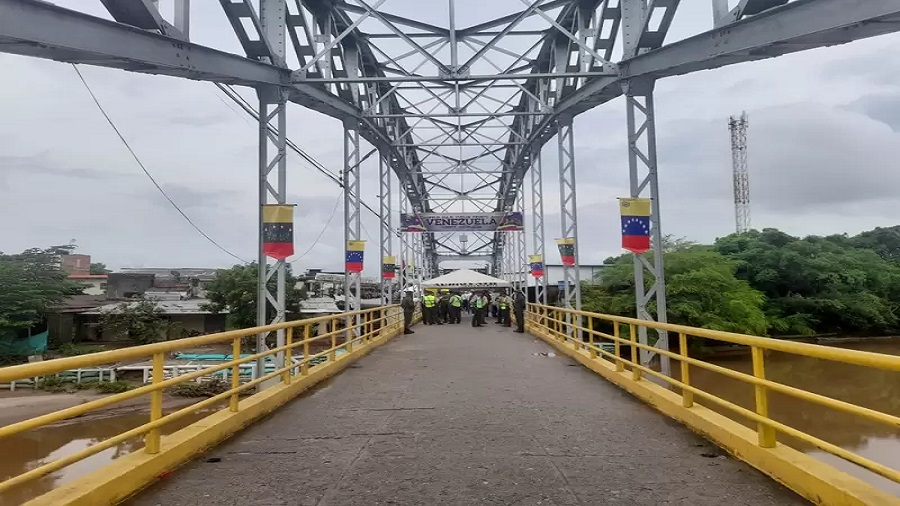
<box><xmin>2</xmin><ymin>1</ymin><xmax>900</xmax><ymax>275</ymax></box>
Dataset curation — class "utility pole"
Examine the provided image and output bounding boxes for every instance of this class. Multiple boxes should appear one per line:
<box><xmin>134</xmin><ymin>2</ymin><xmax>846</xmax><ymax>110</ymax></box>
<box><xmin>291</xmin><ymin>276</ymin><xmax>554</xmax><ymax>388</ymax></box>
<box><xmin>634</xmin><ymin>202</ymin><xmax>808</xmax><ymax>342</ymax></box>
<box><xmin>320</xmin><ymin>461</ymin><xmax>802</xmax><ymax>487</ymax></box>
<box><xmin>729</xmin><ymin>111</ymin><xmax>750</xmax><ymax>234</ymax></box>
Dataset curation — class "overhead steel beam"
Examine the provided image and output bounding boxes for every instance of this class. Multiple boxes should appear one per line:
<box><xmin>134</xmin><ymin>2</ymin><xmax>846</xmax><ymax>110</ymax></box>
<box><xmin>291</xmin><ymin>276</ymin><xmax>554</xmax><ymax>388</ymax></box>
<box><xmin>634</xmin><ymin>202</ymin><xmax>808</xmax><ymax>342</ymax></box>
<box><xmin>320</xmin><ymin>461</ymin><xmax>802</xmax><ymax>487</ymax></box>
<box><xmin>620</xmin><ymin>0</ymin><xmax>900</xmax><ymax>80</ymax></box>
<box><xmin>0</xmin><ymin>0</ymin><xmax>285</xmax><ymax>86</ymax></box>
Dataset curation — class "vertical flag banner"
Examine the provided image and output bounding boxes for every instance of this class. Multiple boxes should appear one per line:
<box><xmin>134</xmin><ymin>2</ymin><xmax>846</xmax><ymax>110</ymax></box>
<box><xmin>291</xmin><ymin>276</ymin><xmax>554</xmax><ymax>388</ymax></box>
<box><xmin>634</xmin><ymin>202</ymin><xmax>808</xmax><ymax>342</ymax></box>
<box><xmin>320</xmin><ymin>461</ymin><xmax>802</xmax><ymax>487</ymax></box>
<box><xmin>529</xmin><ymin>255</ymin><xmax>545</xmax><ymax>278</ymax></box>
<box><xmin>346</xmin><ymin>240</ymin><xmax>366</xmax><ymax>273</ymax></box>
<box><xmin>382</xmin><ymin>256</ymin><xmax>397</xmax><ymax>280</ymax></box>
<box><xmin>555</xmin><ymin>238</ymin><xmax>576</xmax><ymax>266</ymax></box>
<box><xmin>619</xmin><ymin>197</ymin><xmax>651</xmax><ymax>254</ymax></box>
<box><xmin>262</xmin><ymin>204</ymin><xmax>294</xmax><ymax>260</ymax></box>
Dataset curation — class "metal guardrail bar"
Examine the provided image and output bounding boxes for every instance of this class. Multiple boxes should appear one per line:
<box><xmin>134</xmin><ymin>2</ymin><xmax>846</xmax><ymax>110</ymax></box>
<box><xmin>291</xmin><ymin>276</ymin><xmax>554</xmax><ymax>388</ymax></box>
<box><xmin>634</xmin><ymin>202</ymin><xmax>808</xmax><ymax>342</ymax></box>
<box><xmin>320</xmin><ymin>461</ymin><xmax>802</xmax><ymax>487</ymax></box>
<box><xmin>0</xmin><ymin>305</ymin><xmax>403</xmax><ymax>496</ymax></box>
<box><xmin>526</xmin><ymin>304</ymin><xmax>900</xmax><ymax>485</ymax></box>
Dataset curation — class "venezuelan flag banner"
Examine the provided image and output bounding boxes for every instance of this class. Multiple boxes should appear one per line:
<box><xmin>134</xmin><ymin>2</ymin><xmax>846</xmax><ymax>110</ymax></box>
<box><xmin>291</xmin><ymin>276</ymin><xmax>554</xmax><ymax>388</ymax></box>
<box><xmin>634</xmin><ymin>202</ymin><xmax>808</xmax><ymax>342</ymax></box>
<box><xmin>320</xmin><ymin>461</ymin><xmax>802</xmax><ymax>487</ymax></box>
<box><xmin>619</xmin><ymin>197</ymin><xmax>651</xmax><ymax>254</ymax></box>
<box><xmin>529</xmin><ymin>254</ymin><xmax>544</xmax><ymax>278</ymax></box>
<box><xmin>555</xmin><ymin>238</ymin><xmax>576</xmax><ymax>266</ymax></box>
<box><xmin>346</xmin><ymin>240</ymin><xmax>366</xmax><ymax>273</ymax></box>
<box><xmin>262</xmin><ymin>205</ymin><xmax>294</xmax><ymax>260</ymax></box>
<box><xmin>382</xmin><ymin>256</ymin><xmax>397</xmax><ymax>280</ymax></box>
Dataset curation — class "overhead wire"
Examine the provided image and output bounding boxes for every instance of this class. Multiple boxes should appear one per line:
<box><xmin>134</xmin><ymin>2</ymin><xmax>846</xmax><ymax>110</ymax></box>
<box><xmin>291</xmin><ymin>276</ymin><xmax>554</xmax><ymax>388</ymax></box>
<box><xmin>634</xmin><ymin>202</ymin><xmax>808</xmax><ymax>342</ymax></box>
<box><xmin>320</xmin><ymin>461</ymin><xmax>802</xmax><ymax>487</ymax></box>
<box><xmin>289</xmin><ymin>192</ymin><xmax>342</xmax><ymax>264</ymax></box>
<box><xmin>214</xmin><ymin>83</ymin><xmax>399</xmax><ymax>238</ymax></box>
<box><xmin>71</xmin><ymin>64</ymin><xmax>250</xmax><ymax>265</ymax></box>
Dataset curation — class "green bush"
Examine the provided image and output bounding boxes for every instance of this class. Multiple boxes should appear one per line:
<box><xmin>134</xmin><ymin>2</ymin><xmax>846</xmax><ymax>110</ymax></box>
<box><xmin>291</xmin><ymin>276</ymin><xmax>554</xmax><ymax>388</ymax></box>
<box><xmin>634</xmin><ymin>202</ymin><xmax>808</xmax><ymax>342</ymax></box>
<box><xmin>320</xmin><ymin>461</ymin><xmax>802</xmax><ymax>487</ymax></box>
<box><xmin>55</xmin><ymin>343</ymin><xmax>106</xmax><ymax>356</ymax></box>
<box><xmin>170</xmin><ymin>379</ymin><xmax>234</xmax><ymax>398</ymax></box>
<box><xmin>94</xmin><ymin>380</ymin><xmax>133</xmax><ymax>394</ymax></box>
<box><xmin>36</xmin><ymin>376</ymin><xmax>73</xmax><ymax>393</ymax></box>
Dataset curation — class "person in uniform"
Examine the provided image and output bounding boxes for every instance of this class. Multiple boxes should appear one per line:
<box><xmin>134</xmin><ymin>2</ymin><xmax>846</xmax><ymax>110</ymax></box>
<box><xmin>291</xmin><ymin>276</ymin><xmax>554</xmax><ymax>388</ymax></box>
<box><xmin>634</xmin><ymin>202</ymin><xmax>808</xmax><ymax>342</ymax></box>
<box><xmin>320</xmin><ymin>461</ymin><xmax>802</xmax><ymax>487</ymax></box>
<box><xmin>472</xmin><ymin>291</ymin><xmax>487</xmax><ymax>327</ymax></box>
<box><xmin>498</xmin><ymin>290</ymin><xmax>511</xmax><ymax>326</ymax></box>
<box><xmin>438</xmin><ymin>289</ymin><xmax>450</xmax><ymax>324</ymax></box>
<box><xmin>422</xmin><ymin>290</ymin><xmax>437</xmax><ymax>325</ymax></box>
<box><xmin>512</xmin><ymin>288</ymin><xmax>526</xmax><ymax>333</ymax></box>
<box><xmin>449</xmin><ymin>291</ymin><xmax>462</xmax><ymax>324</ymax></box>
<box><xmin>401</xmin><ymin>291</ymin><xmax>415</xmax><ymax>334</ymax></box>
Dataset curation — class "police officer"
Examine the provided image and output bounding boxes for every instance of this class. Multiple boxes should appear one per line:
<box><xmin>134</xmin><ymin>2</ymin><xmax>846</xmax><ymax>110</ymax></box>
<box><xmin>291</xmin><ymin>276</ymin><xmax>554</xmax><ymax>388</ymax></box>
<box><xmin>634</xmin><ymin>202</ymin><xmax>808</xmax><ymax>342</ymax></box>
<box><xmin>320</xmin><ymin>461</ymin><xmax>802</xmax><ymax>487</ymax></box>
<box><xmin>472</xmin><ymin>291</ymin><xmax>487</xmax><ymax>327</ymax></box>
<box><xmin>401</xmin><ymin>291</ymin><xmax>415</xmax><ymax>334</ymax></box>
<box><xmin>498</xmin><ymin>290</ymin><xmax>511</xmax><ymax>326</ymax></box>
<box><xmin>512</xmin><ymin>288</ymin><xmax>526</xmax><ymax>333</ymax></box>
<box><xmin>422</xmin><ymin>290</ymin><xmax>437</xmax><ymax>325</ymax></box>
<box><xmin>449</xmin><ymin>291</ymin><xmax>462</xmax><ymax>324</ymax></box>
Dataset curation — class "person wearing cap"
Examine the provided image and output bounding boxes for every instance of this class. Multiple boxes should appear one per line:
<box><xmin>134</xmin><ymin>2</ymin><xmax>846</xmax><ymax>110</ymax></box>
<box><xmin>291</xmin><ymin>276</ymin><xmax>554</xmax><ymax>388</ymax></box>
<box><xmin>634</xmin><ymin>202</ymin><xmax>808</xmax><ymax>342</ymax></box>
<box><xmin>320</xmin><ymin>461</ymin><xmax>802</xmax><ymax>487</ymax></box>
<box><xmin>437</xmin><ymin>289</ymin><xmax>450</xmax><ymax>324</ymax></box>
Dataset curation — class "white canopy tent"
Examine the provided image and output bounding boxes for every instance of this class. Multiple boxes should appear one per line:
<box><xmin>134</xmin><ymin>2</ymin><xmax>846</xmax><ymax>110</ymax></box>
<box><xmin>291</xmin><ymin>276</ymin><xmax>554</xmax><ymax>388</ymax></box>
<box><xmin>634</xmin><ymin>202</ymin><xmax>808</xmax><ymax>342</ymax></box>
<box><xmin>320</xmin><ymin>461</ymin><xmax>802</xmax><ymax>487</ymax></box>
<box><xmin>421</xmin><ymin>269</ymin><xmax>512</xmax><ymax>289</ymax></box>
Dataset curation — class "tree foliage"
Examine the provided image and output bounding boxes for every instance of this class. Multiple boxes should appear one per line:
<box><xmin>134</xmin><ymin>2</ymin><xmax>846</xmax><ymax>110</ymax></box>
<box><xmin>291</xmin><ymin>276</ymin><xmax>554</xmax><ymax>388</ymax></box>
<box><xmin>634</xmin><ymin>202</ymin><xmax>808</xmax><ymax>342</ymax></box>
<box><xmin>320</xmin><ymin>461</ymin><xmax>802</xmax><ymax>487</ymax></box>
<box><xmin>0</xmin><ymin>246</ymin><xmax>83</xmax><ymax>340</ymax></box>
<box><xmin>585</xmin><ymin>246</ymin><xmax>768</xmax><ymax>335</ymax></box>
<box><xmin>584</xmin><ymin>226</ymin><xmax>900</xmax><ymax>338</ymax></box>
<box><xmin>90</xmin><ymin>262</ymin><xmax>111</xmax><ymax>275</ymax></box>
<box><xmin>202</xmin><ymin>263</ymin><xmax>303</xmax><ymax>329</ymax></box>
<box><xmin>99</xmin><ymin>300</ymin><xmax>175</xmax><ymax>345</ymax></box>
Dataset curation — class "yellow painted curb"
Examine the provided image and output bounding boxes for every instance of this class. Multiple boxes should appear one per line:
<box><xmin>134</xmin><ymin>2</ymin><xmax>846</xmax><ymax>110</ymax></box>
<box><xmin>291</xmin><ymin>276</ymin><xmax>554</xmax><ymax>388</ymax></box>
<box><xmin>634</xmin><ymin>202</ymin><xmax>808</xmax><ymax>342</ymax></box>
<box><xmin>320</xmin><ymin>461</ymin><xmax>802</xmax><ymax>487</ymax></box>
<box><xmin>24</xmin><ymin>330</ymin><xmax>402</xmax><ymax>506</ymax></box>
<box><xmin>527</xmin><ymin>325</ymin><xmax>899</xmax><ymax>506</ymax></box>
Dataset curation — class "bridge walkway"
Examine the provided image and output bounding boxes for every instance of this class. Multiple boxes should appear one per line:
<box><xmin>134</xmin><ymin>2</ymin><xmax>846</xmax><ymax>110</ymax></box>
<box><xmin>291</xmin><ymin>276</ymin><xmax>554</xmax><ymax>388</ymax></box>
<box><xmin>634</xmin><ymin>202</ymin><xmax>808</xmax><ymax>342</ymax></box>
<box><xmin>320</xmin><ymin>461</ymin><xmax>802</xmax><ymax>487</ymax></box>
<box><xmin>130</xmin><ymin>318</ymin><xmax>805</xmax><ymax>506</ymax></box>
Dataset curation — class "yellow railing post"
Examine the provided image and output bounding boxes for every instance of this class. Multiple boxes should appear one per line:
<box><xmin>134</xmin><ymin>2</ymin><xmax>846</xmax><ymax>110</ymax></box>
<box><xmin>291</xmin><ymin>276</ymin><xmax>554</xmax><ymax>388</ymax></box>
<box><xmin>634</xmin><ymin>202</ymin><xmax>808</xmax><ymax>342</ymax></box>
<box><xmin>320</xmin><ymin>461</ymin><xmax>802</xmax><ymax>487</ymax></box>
<box><xmin>630</xmin><ymin>324</ymin><xmax>641</xmax><ymax>381</ymax></box>
<box><xmin>145</xmin><ymin>352</ymin><xmax>164</xmax><ymax>454</ymax></box>
<box><xmin>751</xmin><ymin>346</ymin><xmax>777</xmax><ymax>448</ymax></box>
<box><xmin>330</xmin><ymin>318</ymin><xmax>337</xmax><ymax>361</ymax></box>
<box><xmin>572</xmin><ymin>311</ymin><xmax>580</xmax><ymax>350</ymax></box>
<box><xmin>588</xmin><ymin>316</ymin><xmax>597</xmax><ymax>358</ymax></box>
<box><xmin>345</xmin><ymin>315</ymin><xmax>354</xmax><ymax>353</ymax></box>
<box><xmin>614</xmin><ymin>323</ymin><xmax>624</xmax><ymax>372</ymax></box>
<box><xmin>283</xmin><ymin>327</ymin><xmax>293</xmax><ymax>385</ymax></box>
<box><xmin>301</xmin><ymin>324</ymin><xmax>310</xmax><ymax>375</ymax></box>
<box><xmin>679</xmin><ymin>332</ymin><xmax>693</xmax><ymax>408</ymax></box>
<box><xmin>230</xmin><ymin>337</ymin><xmax>241</xmax><ymax>412</ymax></box>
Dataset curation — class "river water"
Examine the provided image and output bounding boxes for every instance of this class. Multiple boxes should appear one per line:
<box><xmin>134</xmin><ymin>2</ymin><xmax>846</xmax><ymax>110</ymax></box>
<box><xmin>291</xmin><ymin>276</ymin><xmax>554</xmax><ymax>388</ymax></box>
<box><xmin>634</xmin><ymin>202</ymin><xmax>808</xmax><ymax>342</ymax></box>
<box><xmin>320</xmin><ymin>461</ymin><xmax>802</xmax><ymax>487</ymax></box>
<box><xmin>1</xmin><ymin>340</ymin><xmax>898</xmax><ymax>504</ymax></box>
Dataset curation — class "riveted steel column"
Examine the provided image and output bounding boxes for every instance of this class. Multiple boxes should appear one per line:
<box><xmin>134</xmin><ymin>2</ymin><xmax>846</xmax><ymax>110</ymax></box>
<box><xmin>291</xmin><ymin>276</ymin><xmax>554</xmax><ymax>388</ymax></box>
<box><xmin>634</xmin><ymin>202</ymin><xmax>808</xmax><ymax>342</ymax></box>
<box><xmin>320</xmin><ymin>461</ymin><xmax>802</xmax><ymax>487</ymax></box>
<box><xmin>624</xmin><ymin>79</ymin><xmax>671</xmax><ymax>377</ymax></box>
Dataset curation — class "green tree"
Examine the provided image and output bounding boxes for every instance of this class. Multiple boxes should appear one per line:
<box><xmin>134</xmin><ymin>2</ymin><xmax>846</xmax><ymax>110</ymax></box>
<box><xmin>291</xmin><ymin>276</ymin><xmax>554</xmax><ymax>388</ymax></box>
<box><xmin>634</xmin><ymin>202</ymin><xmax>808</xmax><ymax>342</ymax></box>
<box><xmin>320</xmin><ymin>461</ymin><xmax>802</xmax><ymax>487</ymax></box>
<box><xmin>851</xmin><ymin>225</ymin><xmax>900</xmax><ymax>263</ymax></box>
<box><xmin>714</xmin><ymin>229</ymin><xmax>900</xmax><ymax>336</ymax></box>
<box><xmin>202</xmin><ymin>263</ymin><xmax>303</xmax><ymax>329</ymax></box>
<box><xmin>584</xmin><ymin>246</ymin><xmax>768</xmax><ymax>335</ymax></box>
<box><xmin>99</xmin><ymin>300</ymin><xmax>174</xmax><ymax>345</ymax></box>
<box><xmin>90</xmin><ymin>262</ymin><xmax>111</xmax><ymax>275</ymax></box>
<box><xmin>0</xmin><ymin>247</ymin><xmax>83</xmax><ymax>340</ymax></box>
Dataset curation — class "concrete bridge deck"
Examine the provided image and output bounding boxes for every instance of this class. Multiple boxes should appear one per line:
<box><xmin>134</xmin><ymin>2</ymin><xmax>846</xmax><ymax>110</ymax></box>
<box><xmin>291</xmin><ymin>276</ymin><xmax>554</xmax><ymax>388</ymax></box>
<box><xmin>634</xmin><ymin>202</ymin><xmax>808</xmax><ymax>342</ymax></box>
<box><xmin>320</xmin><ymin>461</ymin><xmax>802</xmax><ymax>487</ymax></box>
<box><xmin>131</xmin><ymin>319</ymin><xmax>805</xmax><ymax>506</ymax></box>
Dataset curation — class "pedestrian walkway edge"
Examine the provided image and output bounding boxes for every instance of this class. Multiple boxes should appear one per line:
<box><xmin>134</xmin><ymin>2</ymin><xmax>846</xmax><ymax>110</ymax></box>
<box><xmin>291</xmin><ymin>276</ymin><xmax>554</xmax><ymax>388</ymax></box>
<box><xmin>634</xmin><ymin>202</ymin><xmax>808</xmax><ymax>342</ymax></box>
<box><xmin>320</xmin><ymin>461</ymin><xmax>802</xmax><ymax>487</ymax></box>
<box><xmin>527</xmin><ymin>326</ymin><xmax>897</xmax><ymax>506</ymax></box>
<box><xmin>22</xmin><ymin>330</ymin><xmax>403</xmax><ymax>506</ymax></box>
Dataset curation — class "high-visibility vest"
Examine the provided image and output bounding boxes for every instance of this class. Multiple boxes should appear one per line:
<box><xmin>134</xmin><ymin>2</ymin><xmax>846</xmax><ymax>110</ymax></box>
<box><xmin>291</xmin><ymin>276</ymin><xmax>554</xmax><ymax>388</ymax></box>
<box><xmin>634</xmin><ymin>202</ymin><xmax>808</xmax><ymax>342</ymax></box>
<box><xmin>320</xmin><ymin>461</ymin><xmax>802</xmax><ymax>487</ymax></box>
<box><xmin>450</xmin><ymin>295</ymin><xmax>462</xmax><ymax>307</ymax></box>
<box><xmin>475</xmin><ymin>296</ymin><xmax>486</xmax><ymax>309</ymax></box>
<box><xmin>499</xmin><ymin>296</ymin><xmax>509</xmax><ymax>310</ymax></box>
<box><xmin>423</xmin><ymin>294</ymin><xmax>436</xmax><ymax>307</ymax></box>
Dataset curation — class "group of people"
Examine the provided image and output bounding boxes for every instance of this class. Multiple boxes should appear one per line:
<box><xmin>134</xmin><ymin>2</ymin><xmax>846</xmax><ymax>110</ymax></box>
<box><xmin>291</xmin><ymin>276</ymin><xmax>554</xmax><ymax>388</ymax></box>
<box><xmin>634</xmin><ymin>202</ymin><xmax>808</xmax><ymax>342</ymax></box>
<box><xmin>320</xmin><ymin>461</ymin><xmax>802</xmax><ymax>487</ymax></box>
<box><xmin>399</xmin><ymin>287</ymin><xmax>526</xmax><ymax>334</ymax></box>
<box><xmin>420</xmin><ymin>288</ymin><xmax>464</xmax><ymax>325</ymax></box>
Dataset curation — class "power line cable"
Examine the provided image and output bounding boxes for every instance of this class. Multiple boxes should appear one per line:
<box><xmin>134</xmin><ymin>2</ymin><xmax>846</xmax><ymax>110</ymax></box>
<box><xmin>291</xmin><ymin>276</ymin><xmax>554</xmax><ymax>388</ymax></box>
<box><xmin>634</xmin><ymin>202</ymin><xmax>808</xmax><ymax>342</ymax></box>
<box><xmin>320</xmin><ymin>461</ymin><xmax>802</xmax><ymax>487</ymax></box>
<box><xmin>214</xmin><ymin>83</ymin><xmax>399</xmax><ymax>238</ymax></box>
<box><xmin>289</xmin><ymin>191</ymin><xmax>342</xmax><ymax>264</ymax></box>
<box><xmin>72</xmin><ymin>64</ymin><xmax>250</xmax><ymax>264</ymax></box>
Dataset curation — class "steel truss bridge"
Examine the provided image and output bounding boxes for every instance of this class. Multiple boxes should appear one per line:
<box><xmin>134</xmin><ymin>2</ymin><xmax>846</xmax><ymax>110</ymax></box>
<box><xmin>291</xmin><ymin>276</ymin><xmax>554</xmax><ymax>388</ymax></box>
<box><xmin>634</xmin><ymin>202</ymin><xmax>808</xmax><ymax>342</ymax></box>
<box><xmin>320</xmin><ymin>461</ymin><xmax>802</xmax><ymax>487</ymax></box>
<box><xmin>2</xmin><ymin>0</ymin><xmax>899</xmax><ymax>373</ymax></box>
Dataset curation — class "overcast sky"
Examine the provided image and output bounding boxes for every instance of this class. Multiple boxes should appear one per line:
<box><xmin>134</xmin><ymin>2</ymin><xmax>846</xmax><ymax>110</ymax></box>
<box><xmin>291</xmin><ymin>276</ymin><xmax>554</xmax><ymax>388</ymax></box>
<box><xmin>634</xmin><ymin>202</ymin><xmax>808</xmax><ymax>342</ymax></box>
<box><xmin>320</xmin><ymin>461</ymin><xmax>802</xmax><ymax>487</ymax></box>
<box><xmin>2</xmin><ymin>1</ymin><xmax>900</xmax><ymax>276</ymax></box>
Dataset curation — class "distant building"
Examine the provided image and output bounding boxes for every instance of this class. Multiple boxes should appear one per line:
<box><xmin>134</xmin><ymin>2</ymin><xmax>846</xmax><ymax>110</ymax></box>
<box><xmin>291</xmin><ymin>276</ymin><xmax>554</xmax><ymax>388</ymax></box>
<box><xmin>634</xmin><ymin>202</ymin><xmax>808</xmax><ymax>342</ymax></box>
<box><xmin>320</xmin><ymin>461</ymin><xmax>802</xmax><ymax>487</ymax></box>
<box><xmin>60</xmin><ymin>253</ymin><xmax>92</xmax><ymax>275</ymax></box>
<box><xmin>68</xmin><ymin>274</ymin><xmax>108</xmax><ymax>296</ymax></box>
<box><xmin>80</xmin><ymin>299</ymin><xmax>227</xmax><ymax>341</ymax></box>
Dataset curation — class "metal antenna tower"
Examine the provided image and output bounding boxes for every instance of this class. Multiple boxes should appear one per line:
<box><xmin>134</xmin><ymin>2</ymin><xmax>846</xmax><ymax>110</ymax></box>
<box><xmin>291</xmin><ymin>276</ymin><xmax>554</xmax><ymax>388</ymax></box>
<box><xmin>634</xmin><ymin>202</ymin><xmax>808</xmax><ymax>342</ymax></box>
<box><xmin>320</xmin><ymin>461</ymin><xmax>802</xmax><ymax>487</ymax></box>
<box><xmin>729</xmin><ymin>111</ymin><xmax>750</xmax><ymax>234</ymax></box>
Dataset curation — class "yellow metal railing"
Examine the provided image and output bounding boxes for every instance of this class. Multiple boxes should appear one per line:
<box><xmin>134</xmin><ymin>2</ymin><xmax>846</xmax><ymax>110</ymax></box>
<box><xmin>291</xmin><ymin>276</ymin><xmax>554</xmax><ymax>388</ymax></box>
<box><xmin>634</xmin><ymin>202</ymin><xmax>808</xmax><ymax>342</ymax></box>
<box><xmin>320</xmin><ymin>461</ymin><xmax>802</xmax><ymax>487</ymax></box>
<box><xmin>0</xmin><ymin>305</ymin><xmax>404</xmax><ymax>497</ymax></box>
<box><xmin>526</xmin><ymin>303</ymin><xmax>900</xmax><ymax>486</ymax></box>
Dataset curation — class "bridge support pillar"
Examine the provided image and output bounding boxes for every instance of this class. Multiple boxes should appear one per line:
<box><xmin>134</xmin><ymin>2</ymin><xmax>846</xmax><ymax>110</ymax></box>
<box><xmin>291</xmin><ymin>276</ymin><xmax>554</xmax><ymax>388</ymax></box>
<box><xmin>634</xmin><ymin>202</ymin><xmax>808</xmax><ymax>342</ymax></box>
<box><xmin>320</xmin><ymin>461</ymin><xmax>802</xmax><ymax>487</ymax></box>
<box><xmin>379</xmin><ymin>154</ymin><xmax>393</xmax><ymax>304</ymax></box>
<box><xmin>624</xmin><ymin>79</ymin><xmax>671</xmax><ymax>376</ymax></box>
<box><xmin>255</xmin><ymin>87</ymin><xmax>289</xmax><ymax>376</ymax></box>
<box><xmin>530</xmin><ymin>149</ymin><xmax>548</xmax><ymax>304</ymax></box>
<box><xmin>556</xmin><ymin>115</ymin><xmax>582</xmax><ymax>316</ymax></box>
<box><xmin>343</xmin><ymin>120</ymin><xmax>363</xmax><ymax>318</ymax></box>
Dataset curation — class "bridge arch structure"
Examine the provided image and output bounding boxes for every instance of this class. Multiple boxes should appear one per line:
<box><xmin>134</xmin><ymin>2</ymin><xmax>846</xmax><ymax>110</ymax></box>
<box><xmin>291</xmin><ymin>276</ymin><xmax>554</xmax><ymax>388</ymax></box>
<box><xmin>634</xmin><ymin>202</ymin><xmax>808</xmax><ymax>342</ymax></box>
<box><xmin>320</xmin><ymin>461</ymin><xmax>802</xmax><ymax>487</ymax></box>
<box><xmin>2</xmin><ymin>0</ymin><xmax>900</xmax><ymax>377</ymax></box>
